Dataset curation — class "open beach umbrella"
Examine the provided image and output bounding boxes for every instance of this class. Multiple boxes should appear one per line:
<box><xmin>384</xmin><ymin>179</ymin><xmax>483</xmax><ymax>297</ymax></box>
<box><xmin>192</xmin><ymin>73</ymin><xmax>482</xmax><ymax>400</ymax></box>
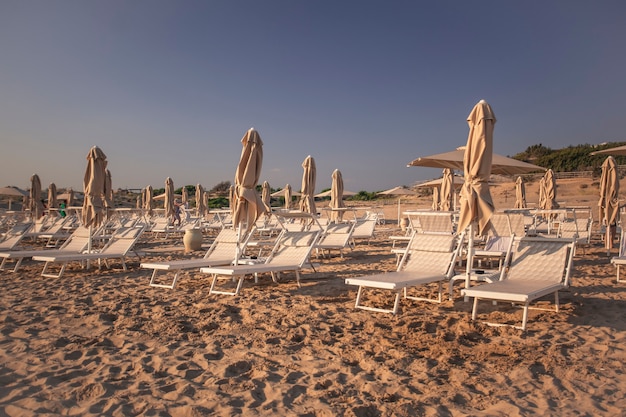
<box><xmin>233</xmin><ymin>128</ymin><xmax>264</xmax><ymax>233</ymax></box>
<box><xmin>408</xmin><ymin>146</ymin><xmax>544</xmax><ymax>175</ymax></box>
<box><xmin>299</xmin><ymin>156</ymin><xmax>317</xmax><ymax>216</ymax></box>
<box><xmin>599</xmin><ymin>156</ymin><xmax>620</xmax><ymax>251</ymax></box>
<box><xmin>0</xmin><ymin>186</ymin><xmax>28</xmax><ymax>210</ymax></box>
<box><xmin>196</xmin><ymin>184</ymin><xmax>207</xmax><ymax>217</ymax></box>
<box><xmin>330</xmin><ymin>169</ymin><xmax>346</xmax><ymax>222</ymax></box>
<box><xmin>591</xmin><ymin>144</ymin><xmax>626</xmax><ymax>156</ymax></box>
<box><xmin>261</xmin><ymin>181</ymin><xmax>271</xmax><ymax>212</ymax></box>
<box><xmin>164</xmin><ymin>177</ymin><xmax>175</xmax><ymax>220</ymax></box>
<box><xmin>514</xmin><ymin>176</ymin><xmax>527</xmax><ymax>209</ymax></box>
<box><xmin>440</xmin><ymin>168</ymin><xmax>453</xmax><ymax>211</ymax></box>
<box><xmin>48</xmin><ymin>183</ymin><xmax>58</xmax><ymax>209</ymax></box>
<box><xmin>29</xmin><ymin>174</ymin><xmax>44</xmax><ymax>219</ymax></box>
<box><xmin>458</xmin><ymin>100</ymin><xmax>496</xmax><ymax>292</ymax></box>
<box><xmin>315</xmin><ymin>189</ymin><xmax>357</xmax><ymax>198</ymax></box>
<box><xmin>432</xmin><ymin>187</ymin><xmax>440</xmax><ymax>211</ymax></box>
<box><xmin>378</xmin><ymin>186</ymin><xmax>415</xmax><ymax>225</ymax></box>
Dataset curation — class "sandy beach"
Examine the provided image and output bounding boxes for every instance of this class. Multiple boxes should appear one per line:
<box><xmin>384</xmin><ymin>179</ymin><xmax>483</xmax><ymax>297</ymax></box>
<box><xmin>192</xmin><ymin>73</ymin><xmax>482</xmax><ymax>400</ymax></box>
<box><xmin>1</xmin><ymin>177</ymin><xmax>626</xmax><ymax>416</ymax></box>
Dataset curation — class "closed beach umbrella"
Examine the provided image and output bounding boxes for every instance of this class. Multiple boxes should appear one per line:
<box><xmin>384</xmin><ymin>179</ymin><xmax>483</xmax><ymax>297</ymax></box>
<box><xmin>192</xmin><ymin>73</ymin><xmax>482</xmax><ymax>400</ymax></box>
<box><xmin>228</xmin><ymin>185</ymin><xmax>235</xmax><ymax>218</ymax></box>
<box><xmin>432</xmin><ymin>187</ymin><xmax>440</xmax><ymax>211</ymax></box>
<box><xmin>82</xmin><ymin>146</ymin><xmax>108</xmax><ymax>228</ymax></box>
<box><xmin>233</xmin><ymin>128</ymin><xmax>264</xmax><ymax>231</ymax></box>
<box><xmin>599</xmin><ymin>156</ymin><xmax>620</xmax><ymax>251</ymax></box>
<box><xmin>182</xmin><ymin>186</ymin><xmax>188</xmax><ymax>206</ymax></box>
<box><xmin>82</xmin><ymin>146</ymin><xmax>108</xmax><ymax>265</ymax></box>
<box><xmin>105</xmin><ymin>169</ymin><xmax>113</xmax><ymax>209</ymax></box>
<box><xmin>544</xmin><ymin>169</ymin><xmax>558</xmax><ymax>210</ymax></box>
<box><xmin>440</xmin><ymin>168</ymin><xmax>453</xmax><ymax>211</ymax></box>
<box><xmin>144</xmin><ymin>185</ymin><xmax>153</xmax><ymax>217</ymax></box>
<box><xmin>196</xmin><ymin>184</ymin><xmax>207</xmax><ymax>217</ymax></box>
<box><xmin>299</xmin><ymin>155</ymin><xmax>317</xmax><ymax>216</ymax></box>
<box><xmin>261</xmin><ymin>181</ymin><xmax>271</xmax><ymax>212</ymax></box>
<box><xmin>284</xmin><ymin>184</ymin><xmax>292</xmax><ymax>209</ymax></box>
<box><xmin>29</xmin><ymin>174</ymin><xmax>44</xmax><ymax>219</ymax></box>
<box><xmin>330</xmin><ymin>169</ymin><xmax>346</xmax><ymax>222</ymax></box>
<box><xmin>164</xmin><ymin>177</ymin><xmax>175</xmax><ymax>220</ymax></box>
<box><xmin>514</xmin><ymin>176</ymin><xmax>526</xmax><ymax>209</ymax></box>
<box><xmin>458</xmin><ymin>100</ymin><xmax>496</xmax><ymax>235</ymax></box>
<box><xmin>538</xmin><ymin>176</ymin><xmax>546</xmax><ymax>209</ymax></box>
<box><xmin>48</xmin><ymin>183</ymin><xmax>58</xmax><ymax>210</ymax></box>
<box><xmin>68</xmin><ymin>188</ymin><xmax>75</xmax><ymax>207</ymax></box>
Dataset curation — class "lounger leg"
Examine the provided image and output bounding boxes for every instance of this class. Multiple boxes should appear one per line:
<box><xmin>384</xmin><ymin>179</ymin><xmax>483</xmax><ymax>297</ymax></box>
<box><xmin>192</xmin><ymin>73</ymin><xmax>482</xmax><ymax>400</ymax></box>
<box><xmin>13</xmin><ymin>258</ymin><xmax>24</xmax><ymax>273</ymax></box>
<box><xmin>471</xmin><ymin>297</ymin><xmax>478</xmax><ymax>321</ymax></box>
<box><xmin>522</xmin><ymin>303</ymin><xmax>529</xmax><ymax>331</ymax></box>
<box><xmin>234</xmin><ymin>276</ymin><xmax>244</xmax><ymax>296</ymax></box>
<box><xmin>392</xmin><ymin>292</ymin><xmax>401</xmax><ymax>315</ymax></box>
<box><xmin>355</xmin><ymin>286</ymin><xmax>364</xmax><ymax>309</ymax></box>
<box><xmin>295</xmin><ymin>271</ymin><xmax>301</xmax><ymax>288</ymax></box>
<box><xmin>554</xmin><ymin>291</ymin><xmax>560</xmax><ymax>313</ymax></box>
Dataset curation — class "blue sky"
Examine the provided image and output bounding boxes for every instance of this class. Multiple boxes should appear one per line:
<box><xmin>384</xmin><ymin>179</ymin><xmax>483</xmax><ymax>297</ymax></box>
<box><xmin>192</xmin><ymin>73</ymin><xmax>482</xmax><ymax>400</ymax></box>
<box><xmin>1</xmin><ymin>1</ymin><xmax>625</xmax><ymax>193</ymax></box>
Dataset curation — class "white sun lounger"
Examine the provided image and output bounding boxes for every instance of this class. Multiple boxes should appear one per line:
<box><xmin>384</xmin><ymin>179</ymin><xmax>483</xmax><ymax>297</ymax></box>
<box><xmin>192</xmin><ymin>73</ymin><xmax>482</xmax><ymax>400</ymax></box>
<box><xmin>345</xmin><ymin>232</ymin><xmax>463</xmax><ymax>314</ymax></box>
<box><xmin>142</xmin><ymin>228</ymin><xmax>245</xmax><ymax>289</ymax></box>
<box><xmin>200</xmin><ymin>229</ymin><xmax>320</xmax><ymax>296</ymax></box>
<box><xmin>461</xmin><ymin>237</ymin><xmax>575</xmax><ymax>331</ymax></box>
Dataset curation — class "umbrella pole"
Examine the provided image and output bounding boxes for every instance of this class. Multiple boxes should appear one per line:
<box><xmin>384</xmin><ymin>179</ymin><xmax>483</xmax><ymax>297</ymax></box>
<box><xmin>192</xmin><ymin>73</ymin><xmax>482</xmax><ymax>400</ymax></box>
<box><xmin>464</xmin><ymin>222</ymin><xmax>474</xmax><ymax>302</ymax></box>
<box><xmin>397</xmin><ymin>198</ymin><xmax>401</xmax><ymax>226</ymax></box>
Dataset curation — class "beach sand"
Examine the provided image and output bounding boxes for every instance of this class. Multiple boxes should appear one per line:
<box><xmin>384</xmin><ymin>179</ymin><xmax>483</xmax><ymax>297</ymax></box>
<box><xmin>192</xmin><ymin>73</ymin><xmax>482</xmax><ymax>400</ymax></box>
<box><xmin>1</xmin><ymin>177</ymin><xmax>625</xmax><ymax>416</ymax></box>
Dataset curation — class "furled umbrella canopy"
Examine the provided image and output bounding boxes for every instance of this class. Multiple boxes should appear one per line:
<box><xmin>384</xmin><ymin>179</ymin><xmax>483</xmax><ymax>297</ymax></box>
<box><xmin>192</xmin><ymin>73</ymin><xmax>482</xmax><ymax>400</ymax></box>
<box><xmin>538</xmin><ymin>176</ymin><xmax>546</xmax><ymax>209</ymax></box>
<box><xmin>182</xmin><ymin>186</ymin><xmax>188</xmax><ymax>207</ymax></box>
<box><xmin>543</xmin><ymin>169</ymin><xmax>559</xmax><ymax>210</ymax></box>
<box><xmin>439</xmin><ymin>168</ymin><xmax>453</xmax><ymax>211</ymax></box>
<box><xmin>458</xmin><ymin>99</ymin><xmax>496</xmax><ymax>236</ymax></box>
<box><xmin>29</xmin><ymin>174</ymin><xmax>44</xmax><ymax>219</ymax></box>
<box><xmin>284</xmin><ymin>184</ymin><xmax>292</xmax><ymax>209</ymax></box>
<box><xmin>599</xmin><ymin>156</ymin><xmax>620</xmax><ymax>250</ymax></box>
<box><xmin>298</xmin><ymin>155</ymin><xmax>317</xmax><ymax>216</ymax></box>
<box><xmin>514</xmin><ymin>176</ymin><xmax>526</xmax><ymax>209</ymax></box>
<box><xmin>82</xmin><ymin>146</ymin><xmax>108</xmax><ymax>228</ymax></box>
<box><xmin>164</xmin><ymin>177</ymin><xmax>175</xmax><ymax>220</ymax></box>
<box><xmin>432</xmin><ymin>187</ymin><xmax>440</xmax><ymax>211</ymax></box>
<box><xmin>261</xmin><ymin>181</ymin><xmax>271</xmax><ymax>212</ymax></box>
<box><xmin>105</xmin><ymin>169</ymin><xmax>113</xmax><ymax>209</ymax></box>
<box><xmin>144</xmin><ymin>185</ymin><xmax>153</xmax><ymax>217</ymax></box>
<box><xmin>196</xmin><ymin>184</ymin><xmax>207</xmax><ymax>217</ymax></box>
<box><xmin>48</xmin><ymin>183</ymin><xmax>58</xmax><ymax>209</ymax></box>
<box><xmin>233</xmin><ymin>128</ymin><xmax>265</xmax><ymax>231</ymax></box>
<box><xmin>330</xmin><ymin>169</ymin><xmax>346</xmax><ymax>222</ymax></box>
<box><xmin>228</xmin><ymin>185</ymin><xmax>235</xmax><ymax>218</ymax></box>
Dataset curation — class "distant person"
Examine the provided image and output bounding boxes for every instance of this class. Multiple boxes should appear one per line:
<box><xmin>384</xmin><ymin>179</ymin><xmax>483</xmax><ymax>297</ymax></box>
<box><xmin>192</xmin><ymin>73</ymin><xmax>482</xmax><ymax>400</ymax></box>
<box><xmin>59</xmin><ymin>202</ymin><xmax>66</xmax><ymax>218</ymax></box>
<box><xmin>173</xmin><ymin>199</ymin><xmax>182</xmax><ymax>226</ymax></box>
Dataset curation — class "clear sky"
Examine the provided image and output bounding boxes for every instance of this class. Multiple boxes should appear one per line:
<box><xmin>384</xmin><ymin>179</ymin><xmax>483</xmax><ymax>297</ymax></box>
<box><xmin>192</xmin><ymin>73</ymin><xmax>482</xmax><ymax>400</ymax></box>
<box><xmin>1</xmin><ymin>1</ymin><xmax>625</xmax><ymax>193</ymax></box>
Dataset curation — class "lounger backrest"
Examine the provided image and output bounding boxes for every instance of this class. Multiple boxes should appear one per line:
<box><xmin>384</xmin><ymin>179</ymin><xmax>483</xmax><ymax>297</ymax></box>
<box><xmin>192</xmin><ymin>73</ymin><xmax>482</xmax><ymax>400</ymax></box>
<box><xmin>351</xmin><ymin>218</ymin><xmax>376</xmax><ymax>239</ymax></box>
<box><xmin>0</xmin><ymin>222</ymin><xmax>32</xmax><ymax>250</ymax></box>
<box><xmin>505</xmin><ymin>238</ymin><xmax>572</xmax><ymax>285</ymax></box>
<box><xmin>101</xmin><ymin>227</ymin><xmax>144</xmax><ymax>254</ymax></box>
<box><xmin>205</xmin><ymin>228</ymin><xmax>241</xmax><ymax>260</ymax></box>
<box><xmin>267</xmin><ymin>230</ymin><xmax>319</xmax><ymax>266</ymax></box>
<box><xmin>402</xmin><ymin>233</ymin><xmax>458</xmax><ymax>276</ymax></box>
<box><xmin>417</xmin><ymin>213</ymin><xmax>454</xmax><ymax>234</ymax></box>
<box><xmin>318</xmin><ymin>223</ymin><xmax>353</xmax><ymax>246</ymax></box>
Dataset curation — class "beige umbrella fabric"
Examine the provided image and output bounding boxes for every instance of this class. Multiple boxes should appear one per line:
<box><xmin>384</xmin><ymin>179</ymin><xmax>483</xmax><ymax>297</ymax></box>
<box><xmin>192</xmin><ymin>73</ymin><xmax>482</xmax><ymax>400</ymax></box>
<box><xmin>408</xmin><ymin>146</ymin><xmax>544</xmax><ymax>175</ymax></box>
<box><xmin>298</xmin><ymin>156</ymin><xmax>317</xmax><ymax>216</ymax></box>
<box><xmin>29</xmin><ymin>174</ymin><xmax>44</xmax><ymax>219</ymax></box>
<box><xmin>182</xmin><ymin>186</ymin><xmax>189</xmax><ymax>207</ymax></box>
<box><xmin>330</xmin><ymin>169</ymin><xmax>346</xmax><ymax>222</ymax></box>
<box><xmin>284</xmin><ymin>184</ymin><xmax>292</xmax><ymax>209</ymax></box>
<box><xmin>439</xmin><ymin>168</ymin><xmax>453</xmax><ymax>211</ymax></box>
<box><xmin>591</xmin><ymin>144</ymin><xmax>626</xmax><ymax>156</ymax></box>
<box><xmin>514</xmin><ymin>176</ymin><xmax>526</xmax><ymax>209</ymax></box>
<box><xmin>458</xmin><ymin>99</ymin><xmax>496</xmax><ymax>236</ymax></box>
<box><xmin>82</xmin><ymin>146</ymin><xmax>108</xmax><ymax>228</ymax></box>
<box><xmin>144</xmin><ymin>185</ymin><xmax>153</xmax><ymax>216</ymax></box>
<box><xmin>261</xmin><ymin>181</ymin><xmax>271</xmax><ymax>212</ymax></box>
<box><xmin>164</xmin><ymin>177</ymin><xmax>175</xmax><ymax>220</ymax></box>
<box><xmin>543</xmin><ymin>169</ymin><xmax>558</xmax><ymax>210</ymax></box>
<box><xmin>538</xmin><ymin>176</ymin><xmax>546</xmax><ymax>209</ymax></box>
<box><xmin>599</xmin><ymin>156</ymin><xmax>620</xmax><ymax>250</ymax></box>
<box><xmin>432</xmin><ymin>187</ymin><xmax>440</xmax><ymax>211</ymax></box>
<box><xmin>0</xmin><ymin>186</ymin><xmax>27</xmax><ymax>210</ymax></box>
<box><xmin>233</xmin><ymin>128</ymin><xmax>265</xmax><ymax>230</ymax></box>
<box><xmin>105</xmin><ymin>169</ymin><xmax>113</xmax><ymax>209</ymax></box>
<box><xmin>196</xmin><ymin>184</ymin><xmax>207</xmax><ymax>217</ymax></box>
<box><xmin>47</xmin><ymin>183</ymin><xmax>58</xmax><ymax>209</ymax></box>
<box><xmin>228</xmin><ymin>185</ymin><xmax>235</xmax><ymax>218</ymax></box>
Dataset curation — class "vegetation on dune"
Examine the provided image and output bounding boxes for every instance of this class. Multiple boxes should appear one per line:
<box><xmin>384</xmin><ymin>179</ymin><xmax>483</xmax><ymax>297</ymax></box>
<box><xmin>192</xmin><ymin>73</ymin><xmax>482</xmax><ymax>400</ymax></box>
<box><xmin>512</xmin><ymin>142</ymin><xmax>626</xmax><ymax>173</ymax></box>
